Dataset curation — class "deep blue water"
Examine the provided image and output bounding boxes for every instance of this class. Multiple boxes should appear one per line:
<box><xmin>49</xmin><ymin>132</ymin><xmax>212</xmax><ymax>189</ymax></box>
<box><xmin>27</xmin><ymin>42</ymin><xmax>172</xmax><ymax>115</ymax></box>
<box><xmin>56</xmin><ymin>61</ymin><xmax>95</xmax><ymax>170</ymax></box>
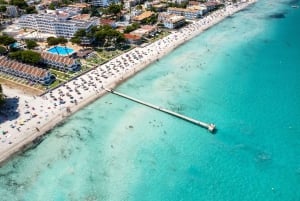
<box><xmin>0</xmin><ymin>0</ymin><xmax>299</xmax><ymax>200</ymax></box>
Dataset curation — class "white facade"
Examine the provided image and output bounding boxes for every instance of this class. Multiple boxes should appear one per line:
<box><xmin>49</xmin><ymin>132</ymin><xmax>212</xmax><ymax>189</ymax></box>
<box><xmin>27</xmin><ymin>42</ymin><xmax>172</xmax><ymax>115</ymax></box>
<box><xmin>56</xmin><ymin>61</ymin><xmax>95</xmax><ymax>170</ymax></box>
<box><xmin>163</xmin><ymin>15</ymin><xmax>185</xmax><ymax>29</ymax></box>
<box><xmin>0</xmin><ymin>56</ymin><xmax>54</xmax><ymax>85</ymax></box>
<box><xmin>90</xmin><ymin>0</ymin><xmax>118</xmax><ymax>7</ymax></box>
<box><xmin>18</xmin><ymin>14</ymin><xmax>98</xmax><ymax>38</ymax></box>
<box><xmin>6</xmin><ymin>6</ymin><xmax>19</xmax><ymax>17</ymax></box>
<box><xmin>41</xmin><ymin>52</ymin><xmax>81</xmax><ymax>72</ymax></box>
<box><xmin>170</xmin><ymin>0</ymin><xmax>188</xmax><ymax>4</ymax></box>
<box><xmin>167</xmin><ymin>7</ymin><xmax>204</xmax><ymax>19</ymax></box>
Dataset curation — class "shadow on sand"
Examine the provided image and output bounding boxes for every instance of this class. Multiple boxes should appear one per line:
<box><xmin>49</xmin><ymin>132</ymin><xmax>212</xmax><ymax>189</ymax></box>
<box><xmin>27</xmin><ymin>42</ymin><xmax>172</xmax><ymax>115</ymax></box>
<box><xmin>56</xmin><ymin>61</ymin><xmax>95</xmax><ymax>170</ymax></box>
<box><xmin>0</xmin><ymin>97</ymin><xmax>20</xmax><ymax>124</ymax></box>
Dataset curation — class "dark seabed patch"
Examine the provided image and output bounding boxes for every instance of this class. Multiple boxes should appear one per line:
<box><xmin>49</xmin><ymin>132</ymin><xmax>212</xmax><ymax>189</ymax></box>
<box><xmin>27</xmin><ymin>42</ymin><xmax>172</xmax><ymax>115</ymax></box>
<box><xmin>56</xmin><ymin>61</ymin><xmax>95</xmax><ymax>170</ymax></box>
<box><xmin>20</xmin><ymin>135</ymin><xmax>47</xmax><ymax>153</ymax></box>
<box><xmin>60</xmin><ymin>147</ymin><xmax>73</xmax><ymax>159</ymax></box>
<box><xmin>72</xmin><ymin>116</ymin><xmax>94</xmax><ymax>122</ymax></box>
<box><xmin>269</xmin><ymin>12</ymin><xmax>286</xmax><ymax>19</ymax></box>
<box><xmin>288</xmin><ymin>0</ymin><xmax>299</xmax><ymax>5</ymax></box>
<box><xmin>0</xmin><ymin>170</ymin><xmax>16</xmax><ymax>178</ymax></box>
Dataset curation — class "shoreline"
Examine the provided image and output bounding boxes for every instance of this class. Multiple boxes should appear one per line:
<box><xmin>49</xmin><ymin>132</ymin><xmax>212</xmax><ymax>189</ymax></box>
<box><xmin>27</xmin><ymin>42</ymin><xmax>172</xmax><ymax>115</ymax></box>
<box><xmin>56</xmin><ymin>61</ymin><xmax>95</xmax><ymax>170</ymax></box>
<box><xmin>0</xmin><ymin>0</ymin><xmax>256</xmax><ymax>166</ymax></box>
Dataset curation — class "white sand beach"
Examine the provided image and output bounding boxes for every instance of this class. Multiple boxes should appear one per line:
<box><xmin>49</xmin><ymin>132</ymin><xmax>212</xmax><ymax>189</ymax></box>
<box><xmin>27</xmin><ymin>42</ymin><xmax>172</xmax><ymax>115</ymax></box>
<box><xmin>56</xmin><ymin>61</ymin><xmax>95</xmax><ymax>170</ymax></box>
<box><xmin>0</xmin><ymin>0</ymin><xmax>256</xmax><ymax>164</ymax></box>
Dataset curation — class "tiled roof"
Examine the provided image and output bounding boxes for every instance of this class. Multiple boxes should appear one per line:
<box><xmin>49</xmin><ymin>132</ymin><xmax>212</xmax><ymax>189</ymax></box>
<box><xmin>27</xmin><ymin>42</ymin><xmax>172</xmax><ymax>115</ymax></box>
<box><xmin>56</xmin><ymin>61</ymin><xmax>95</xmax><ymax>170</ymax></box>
<box><xmin>0</xmin><ymin>56</ymin><xmax>49</xmax><ymax>78</ymax></box>
<box><xmin>204</xmin><ymin>1</ymin><xmax>220</xmax><ymax>7</ymax></box>
<box><xmin>124</xmin><ymin>34</ymin><xmax>141</xmax><ymax>40</ymax></box>
<box><xmin>167</xmin><ymin>15</ymin><xmax>185</xmax><ymax>23</ymax></box>
<box><xmin>100</xmin><ymin>18</ymin><xmax>115</xmax><ymax>25</ymax></box>
<box><xmin>72</xmin><ymin>14</ymin><xmax>91</xmax><ymax>20</ymax></box>
<box><xmin>189</xmin><ymin>1</ymin><xmax>199</xmax><ymax>5</ymax></box>
<box><xmin>168</xmin><ymin>7</ymin><xmax>186</xmax><ymax>12</ymax></box>
<box><xmin>41</xmin><ymin>51</ymin><xmax>75</xmax><ymax>66</ymax></box>
<box><xmin>133</xmin><ymin>11</ymin><xmax>154</xmax><ymax>21</ymax></box>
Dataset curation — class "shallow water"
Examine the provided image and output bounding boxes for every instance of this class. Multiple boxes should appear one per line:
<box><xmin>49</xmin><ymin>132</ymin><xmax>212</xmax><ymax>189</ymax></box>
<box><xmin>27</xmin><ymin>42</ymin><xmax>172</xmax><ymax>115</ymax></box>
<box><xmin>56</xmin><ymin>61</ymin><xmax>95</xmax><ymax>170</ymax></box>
<box><xmin>0</xmin><ymin>0</ymin><xmax>299</xmax><ymax>200</ymax></box>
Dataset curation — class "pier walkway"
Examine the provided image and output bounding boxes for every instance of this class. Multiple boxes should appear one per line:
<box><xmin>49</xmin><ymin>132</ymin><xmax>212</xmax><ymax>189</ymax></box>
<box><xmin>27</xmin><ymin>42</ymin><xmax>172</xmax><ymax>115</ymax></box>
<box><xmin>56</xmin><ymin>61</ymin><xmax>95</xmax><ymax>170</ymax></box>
<box><xmin>104</xmin><ymin>88</ymin><xmax>216</xmax><ymax>133</ymax></box>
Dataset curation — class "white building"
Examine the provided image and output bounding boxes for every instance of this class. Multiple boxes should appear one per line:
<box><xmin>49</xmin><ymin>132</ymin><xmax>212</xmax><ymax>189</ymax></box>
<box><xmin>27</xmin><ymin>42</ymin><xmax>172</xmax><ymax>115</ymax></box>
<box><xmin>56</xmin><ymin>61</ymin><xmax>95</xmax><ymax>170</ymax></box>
<box><xmin>170</xmin><ymin>0</ymin><xmax>188</xmax><ymax>4</ymax></box>
<box><xmin>41</xmin><ymin>52</ymin><xmax>81</xmax><ymax>72</ymax></box>
<box><xmin>90</xmin><ymin>0</ymin><xmax>118</xmax><ymax>7</ymax></box>
<box><xmin>167</xmin><ymin>7</ymin><xmax>204</xmax><ymax>19</ymax></box>
<box><xmin>0</xmin><ymin>56</ymin><xmax>54</xmax><ymax>85</ymax></box>
<box><xmin>163</xmin><ymin>15</ymin><xmax>185</xmax><ymax>29</ymax></box>
<box><xmin>6</xmin><ymin>6</ymin><xmax>19</xmax><ymax>17</ymax></box>
<box><xmin>159</xmin><ymin>12</ymin><xmax>186</xmax><ymax>29</ymax></box>
<box><xmin>124</xmin><ymin>0</ymin><xmax>137</xmax><ymax>9</ymax></box>
<box><xmin>18</xmin><ymin>13</ymin><xmax>98</xmax><ymax>38</ymax></box>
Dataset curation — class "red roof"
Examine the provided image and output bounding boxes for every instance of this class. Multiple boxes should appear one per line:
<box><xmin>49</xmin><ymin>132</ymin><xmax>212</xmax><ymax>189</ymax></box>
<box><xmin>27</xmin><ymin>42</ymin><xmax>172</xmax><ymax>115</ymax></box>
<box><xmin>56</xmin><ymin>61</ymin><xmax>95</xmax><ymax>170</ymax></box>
<box><xmin>41</xmin><ymin>52</ymin><xmax>75</xmax><ymax>66</ymax></box>
<box><xmin>124</xmin><ymin>34</ymin><xmax>141</xmax><ymax>40</ymax></box>
<box><xmin>0</xmin><ymin>56</ymin><xmax>49</xmax><ymax>78</ymax></box>
<box><xmin>100</xmin><ymin>19</ymin><xmax>115</xmax><ymax>25</ymax></box>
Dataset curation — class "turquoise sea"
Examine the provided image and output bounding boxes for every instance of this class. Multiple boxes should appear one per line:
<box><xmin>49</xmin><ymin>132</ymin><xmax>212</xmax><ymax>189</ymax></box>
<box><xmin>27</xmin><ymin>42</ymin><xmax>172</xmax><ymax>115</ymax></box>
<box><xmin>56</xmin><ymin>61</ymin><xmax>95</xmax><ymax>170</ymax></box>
<box><xmin>1</xmin><ymin>0</ymin><xmax>300</xmax><ymax>200</ymax></box>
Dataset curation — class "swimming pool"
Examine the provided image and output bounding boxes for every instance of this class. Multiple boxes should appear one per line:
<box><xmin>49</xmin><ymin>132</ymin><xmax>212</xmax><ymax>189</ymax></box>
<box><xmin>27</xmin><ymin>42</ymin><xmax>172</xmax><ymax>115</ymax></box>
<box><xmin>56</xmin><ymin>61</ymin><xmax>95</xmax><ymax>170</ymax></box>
<box><xmin>10</xmin><ymin>42</ymin><xmax>22</xmax><ymax>48</ymax></box>
<box><xmin>47</xmin><ymin>46</ymin><xmax>75</xmax><ymax>56</ymax></box>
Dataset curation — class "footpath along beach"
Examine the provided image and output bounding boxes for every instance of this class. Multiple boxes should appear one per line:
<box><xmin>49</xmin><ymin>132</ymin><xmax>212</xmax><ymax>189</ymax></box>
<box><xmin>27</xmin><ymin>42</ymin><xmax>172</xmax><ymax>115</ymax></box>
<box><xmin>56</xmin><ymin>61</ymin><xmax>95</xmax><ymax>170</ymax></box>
<box><xmin>0</xmin><ymin>0</ymin><xmax>256</xmax><ymax>165</ymax></box>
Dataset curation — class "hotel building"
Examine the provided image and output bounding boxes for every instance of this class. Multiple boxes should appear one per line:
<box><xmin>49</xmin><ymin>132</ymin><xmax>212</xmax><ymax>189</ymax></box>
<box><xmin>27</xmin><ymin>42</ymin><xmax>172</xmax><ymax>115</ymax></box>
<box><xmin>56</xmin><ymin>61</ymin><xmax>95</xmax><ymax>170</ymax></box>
<box><xmin>6</xmin><ymin>6</ymin><xmax>19</xmax><ymax>17</ymax></box>
<box><xmin>41</xmin><ymin>52</ymin><xmax>81</xmax><ymax>72</ymax></box>
<box><xmin>18</xmin><ymin>13</ymin><xmax>98</xmax><ymax>38</ymax></box>
<box><xmin>90</xmin><ymin>0</ymin><xmax>118</xmax><ymax>7</ymax></box>
<box><xmin>167</xmin><ymin>7</ymin><xmax>205</xmax><ymax>19</ymax></box>
<box><xmin>163</xmin><ymin>15</ymin><xmax>185</xmax><ymax>29</ymax></box>
<box><xmin>0</xmin><ymin>56</ymin><xmax>54</xmax><ymax>85</ymax></box>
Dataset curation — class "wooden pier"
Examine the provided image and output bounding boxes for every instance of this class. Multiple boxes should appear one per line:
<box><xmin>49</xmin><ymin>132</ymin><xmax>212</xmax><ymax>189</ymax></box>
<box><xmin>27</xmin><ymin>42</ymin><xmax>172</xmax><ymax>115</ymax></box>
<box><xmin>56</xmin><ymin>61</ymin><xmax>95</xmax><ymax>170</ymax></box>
<box><xmin>104</xmin><ymin>88</ymin><xmax>216</xmax><ymax>133</ymax></box>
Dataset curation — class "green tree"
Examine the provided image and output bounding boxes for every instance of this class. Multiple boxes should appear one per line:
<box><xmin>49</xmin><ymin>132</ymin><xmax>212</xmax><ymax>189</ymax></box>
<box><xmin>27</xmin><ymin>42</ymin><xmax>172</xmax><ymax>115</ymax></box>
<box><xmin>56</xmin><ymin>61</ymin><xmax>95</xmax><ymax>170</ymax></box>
<box><xmin>9</xmin><ymin>0</ymin><xmax>28</xmax><ymax>9</ymax></box>
<box><xmin>91</xmin><ymin>7</ymin><xmax>100</xmax><ymax>17</ymax></box>
<box><xmin>108</xmin><ymin>3</ymin><xmax>122</xmax><ymax>15</ymax></box>
<box><xmin>144</xmin><ymin>14</ymin><xmax>157</xmax><ymax>25</ymax></box>
<box><xmin>94</xmin><ymin>25</ymin><xmax>124</xmax><ymax>47</ymax></box>
<box><xmin>124</xmin><ymin>22</ymin><xmax>140</xmax><ymax>33</ymax></box>
<box><xmin>74</xmin><ymin>29</ymin><xmax>87</xmax><ymax>38</ymax></box>
<box><xmin>25</xmin><ymin>6</ymin><xmax>37</xmax><ymax>14</ymax></box>
<box><xmin>47</xmin><ymin>37</ymin><xmax>57</xmax><ymax>45</ymax></box>
<box><xmin>0</xmin><ymin>46</ymin><xmax>7</xmax><ymax>55</ymax></box>
<box><xmin>81</xmin><ymin>7</ymin><xmax>90</xmax><ymax>14</ymax></box>
<box><xmin>70</xmin><ymin>37</ymin><xmax>81</xmax><ymax>45</ymax></box>
<box><xmin>0</xmin><ymin>35</ymin><xmax>16</xmax><ymax>50</ymax></box>
<box><xmin>61</xmin><ymin>0</ymin><xmax>71</xmax><ymax>6</ymax></box>
<box><xmin>47</xmin><ymin>37</ymin><xmax>60</xmax><ymax>55</ymax></box>
<box><xmin>136</xmin><ymin>5</ymin><xmax>142</xmax><ymax>10</ymax></box>
<box><xmin>57</xmin><ymin>37</ymin><xmax>68</xmax><ymax>45</ymax></box>
<box><xmin>48</xmin><ymin>3</ymin><xmax>55</xmax><ymax>10</ymax></box>
<box><xmin>9</xmin><ymin>50</ymin><xmax>41</xmax><ymax>65</ymax></box>
<box><xmin>0</xmin><ymin>5</ymin><xmax>6</xmax><ymax>13</ymax></box>
<box><xmin>70</xmin><ymin>29</ymin><xmax>87</xmax><ymax>46</ymax></box>
<box><xmin>25</xmin><ymin>39</ymin><xmax>38</xmax><ymax>49</ymax></box>
<box><xmin>167</xmin><ymin>2</ymin><xmax>187</xmax><ymax>8</ymax></box>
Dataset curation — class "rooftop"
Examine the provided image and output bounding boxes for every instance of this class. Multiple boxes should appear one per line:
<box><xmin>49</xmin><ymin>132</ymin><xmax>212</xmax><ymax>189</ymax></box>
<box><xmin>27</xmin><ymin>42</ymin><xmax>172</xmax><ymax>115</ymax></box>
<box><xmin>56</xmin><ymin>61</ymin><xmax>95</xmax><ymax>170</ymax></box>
<box><xmin>72</xmin><ymin>14</ymin><xmax>91</xmax><ymax>20</ymax></box>
<box><xmin>124</xmin><ymin>34</ymin><xmax>142</xmax><ymax>40</ymax></box>
<box><xmin>168</xmin><ymin>15</ymin><xmax>185</xmax><ymax>23</ymax></box>
<box><xmin>133</xmin><ymin>11</ymin><xmax>154</xmax><ymax>21</ymax></box>
<box><xmin>41</xmin><ymin>52</ymin><xmax>76</xmax><ymax>66</ymax></box>
<box><xmin>0</xmin><ymin>56</ymin><xmax>49</xmax><ymax>78</ymax></box>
